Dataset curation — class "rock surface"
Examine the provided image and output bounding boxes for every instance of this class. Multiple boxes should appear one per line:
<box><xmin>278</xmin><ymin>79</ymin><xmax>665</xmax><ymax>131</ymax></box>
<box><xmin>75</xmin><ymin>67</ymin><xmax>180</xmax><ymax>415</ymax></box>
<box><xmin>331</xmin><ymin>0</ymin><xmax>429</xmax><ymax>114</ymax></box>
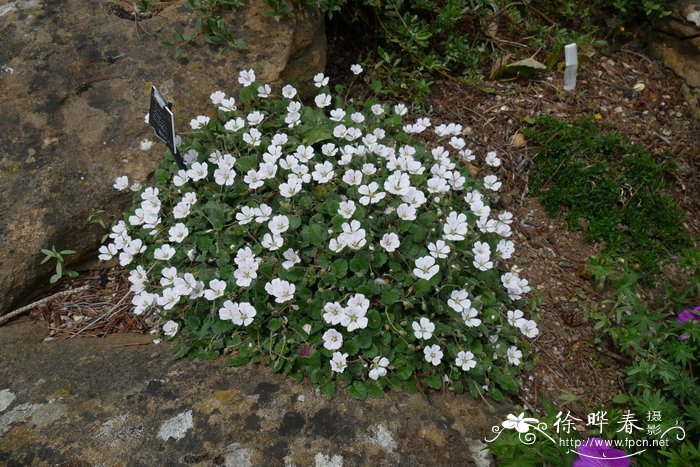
<box><xmin>0</xmin><ymin>0</ymin><xmax>325</xmax><ymax>315</ymax></box>
<box><xmin>0</xmin><ymin>319</ymin><xmax>504</xmax><ymax>465</ymax></box>
<box><xmin>650</xmin><ymin>0</ymin><xmax>700</xmax><ymax>118</ymax></box>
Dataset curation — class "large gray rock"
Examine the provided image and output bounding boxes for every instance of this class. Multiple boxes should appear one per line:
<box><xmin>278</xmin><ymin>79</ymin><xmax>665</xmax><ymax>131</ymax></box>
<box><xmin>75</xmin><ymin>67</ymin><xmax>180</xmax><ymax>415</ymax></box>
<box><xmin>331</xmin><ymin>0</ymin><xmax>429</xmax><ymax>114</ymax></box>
<box><xmin>0</xmin><ymin>0</ymin><xmax>326</xmax><ymax>314</ymax></box>
<box><xmin>0</xmin><ymin>319</ymin><xmax>503</xmax><ymax>465</ymax></box>
<box><xmin>650</xmin><ymin>0</ymin><xmax>700</xmax><ymax>118</ymax></box>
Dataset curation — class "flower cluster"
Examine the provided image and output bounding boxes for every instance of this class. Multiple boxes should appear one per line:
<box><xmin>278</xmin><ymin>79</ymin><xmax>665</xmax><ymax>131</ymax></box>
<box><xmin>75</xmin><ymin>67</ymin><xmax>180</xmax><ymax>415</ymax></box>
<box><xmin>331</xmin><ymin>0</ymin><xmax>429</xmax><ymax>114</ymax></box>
<box><xmin>102</xmin><ymin>66</ymin><xmax>537</xmax><ymax>399</ymax></box>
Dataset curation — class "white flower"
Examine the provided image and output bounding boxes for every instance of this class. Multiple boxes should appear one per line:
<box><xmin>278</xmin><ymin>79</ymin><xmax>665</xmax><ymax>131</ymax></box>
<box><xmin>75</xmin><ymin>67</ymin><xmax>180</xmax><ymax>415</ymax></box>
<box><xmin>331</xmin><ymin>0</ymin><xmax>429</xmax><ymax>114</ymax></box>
<box><xmin>329</xmin><ymin>237</ymin><xmax>346</xmax><ymax>253</ymax></box>
<box><xmin>312</xmin><ymin>161</ymin><xmax>335</xmax><ymax>184</ymax></box>
<box><xmin>257</xmin><ymin>84</ymin><xmax>271</xmax><ymax>98</ymax></box>
<box><xmin>220</xmin><ymin>301</ymin><xmax>257</xmax><ymax>326</ymax></box>
<box><xmin>412</xmin><ymin>317</ymin><xmax>435</xmax><ymax>340</ymax></box>
<box><xmin>282</xmin><ymin>84</ymin><xmax>297</xmax><ymax>99</ymax></box>
<box><xmin>337</xmin><ymin>200</ymin><xmax>356</xmax><ymax>219</ymax></box>
<box><xmin>330</xmin><ymin>108</ymin><xmax>346</xmax><ymax>122</ymax></box>
<box><xmin>282</xmin><ymin>248</ymin><xmax>301</xmax><ymax>270</ymax></box>
<box><xmin>157</xmin><ymin>287</ymin><xmax>180</xmax><ymax>310</ymax></box>
<box><xmin>323</xmin><ymin>302</ymin><xmax>345</xmax><ymax>325</ymax></box>
<box><xmin>428</xmin><ymin>240</ymin><xmax>450</xmax><ymax>259</ymax></box>
<box><xmin>210</xmin><ymin>90</ymin><xmax>226</xmax><ymax>105</ymax></box>
<box><xmin>350</xmin><ymin>64</ymin><xmax>363</xmax><ymax>75</ymax></box>
<box><xmin>423</xmin><ymin>344</ymin><xmax>443</xmax><ymax>366</ymax></box>
<box><xmin>483</xmin><ymin>174</ymin><xmax>502</xmax><ymax>191</ymax></box>
<box><xmin>224</xmin><ymin>117</ymin><xmax>245</xmax><ymax>132</ymax></box>
<box><xmin>132</xmin><ymin>291</ymin><xmax>156</xmax><ymax>315</ymax></box>
<box><xmin>358</xmin><ymin>182</ymin><xmax>386</xmax><ymax>205</ymax></box>
<box><xmin>204</xmin><ymin>279</ymin><xmax>227</xmax><ymax>301</ymax></box>
<box><xmin>187</xmin><ymin>162</ymin><xmax>208</xmax><ymax>182</ymax></box>
<box><xmin>455</xmin><ymin>351</ymin><xmax>476</xmax><ymax>371</ymax></box>
<box><xmin>350</xmin><ymin>112</ymin><xmax>365</xmax><ymax>124</ymax></box>
<box><xmin>254</xmin><ymin>204</ymin><xmax>272</xmax><ymax>223</ymax></box>
<box><xmin>384</xmin><ymin>171</ymin><xmax>411</xmax><ymax>195</ymax></box>
<box><xmin>279</xmin><ymin>176</ymin><xmax>302</xmax><ymax>198</ymax></box>
<box><xmin>341</xmin><ymin>305</ymin><xmax>368</xmax><ymax>332</ymax></box>
<box><xmin>519</xmin><ymin>319</ymin><xmax>539</xmax><ymax>339</ymax></box>
<box><xmin>238</xmin><ymin>69</ymin><xmax>256</xmax><ymax>87</ymax></box>
<box><xmin>113</xmin><ymin>176</ymin><xmax>129</xmax><ymax>191</ymax></box>
<box><xmin>314</xmin><ymin>93</ymin><xmax>331</xmax><ymax>108</ymax></box>
<box><xmin>322</xmin><ymin>328</ymin><xmax>343</xmax><ymax>350</ymax></box>
<box><xmin>261</xmin><ymin>233</ymin><xmax>284</xmax><ymax>251</ymax></box>
<box><xmin>154</xmin><ymin>244</ymin><xmax>176</xmax><ymax>261</ymax></box>
<box><xmin>447</xmin><ymin>289</ymin><xmax>470</xmax><ymax>312</ymax></box>
<box><xmin>330</xmin><ymin>352</ymin><xmax>348</xmax><ymax>373</ymax></box>
<box><xmin>461</xmin><ymin>308</ymin><xmax>482</xmax><ymax>327</ymax></box>
<box><xmin>413</xmin><ymin>255</ymin><xmax>439</xmax><ymax>280</ymax></box>
<box><xmin>219</xmin><ymin>97</ymin><xmax>237</xmax><ymax>112</ymax></box>
<box><xmin>98</xmin><ymin>243</ymin><xmax>118</xmax><ymax>261</ymax></box>
<box><xmin>473</xmin><ymin>254</ymin><xmax>493</xmax><ymax>271</ymax></box>
<box><xmin>485</xmin><ymin>151</ymin><xmax>501</xmax><ymax>167</ymax></box>
<box><xmin>162</xmin><ymin>320</ymin><xmax>179</xmax><ymax>337</ymax></box>
<box><xmin>371</xmin><ymin>104</ymin><xmax>384</xmax><ymax>115</ymax></box>
<box><xmin>368</xmin><ymin>356</ymin><xmax>389</xmax><ymax>380</ymax></box>
<box><xmin>507</xmin><ymin>346</ymin><xmax>522</xmax><ymax>366</ymax></box>
<box><xmin>247</xmin><ymin>111</ymin><xmax>265</xmax><ymax>126</ymax></box>
<box><xmin>243</xmin><ymin>128</ymin><xmax>262</xmax><ymax>147</ymax></box>
<box><xmin>242</xmin><ymin>169</ymin><xmax>263</xmax><ymax>189</ymax></box>
<box><xmin>215</xmin><ymin>167</ymin><xmax>236</xmax><ymax>186</ymax></box>
<box><xmin>168</xmin><ymin>223</ymin><xmax>189</xmax><ymax>243</ymax></box>
<box><xmin>449</xmin><ymin>136</ymin><xmax>465</xmax><ymax>150</ymax></box>
<box><xmin>173</xmin><ymin>170</ymin><xmax>189</xmax><ymax>187</ymax></box>
<box><xmin>507</xmin><ymin>309</ymin><xmax>526</xmax><ymax>328</ymax></box>
<box><xmin>236</xmin><ymin>206</ymin><xmax>256</xmax><ymax>224</ymax></box>
<box><xmin>160</xmin><ymin>266</ymin><xmax>178</xmax><ymax>287</ymax></box>
<box><xmin>443</xmin><ymin>211</ymin><xmax>469</xmax><ymax>241</ymax></box>
<box><xmin>379</xmin><ymin>233</ymin><xmax>400</xmax><ymax>253</ymax></box>
<box><xmin>265</xmin><ymin>278</ymin><xmax>295</xmax><ymax>303</ymax></box>
<box><xmin>189</xmin><ymin>115</ymin><xmax>210</xmax><ymax>130</ymax></box>
<box><xmin>268</xmin><ymin>215</ymin><xmax>289</xmax><ymax>235</ymax></box>
<box><xmin>394</xmin><ymin>103</ymin><xmax>408</xmax><ymax>116</ymax></box>
<box><xmin>313</xmin><ymin>72</ymin><xmax>329</xmax><ymax>88</ymax></box>
<box><xmin>396</xmin><ymin>203</ymin><xmax>416</xmax><ymax>221</ymax></box>
<box><xmin>342</xmin><ymin>169</ymin><xmax>363</xmax><ymax>186</ymax></box>
<box><xmin>496</xmin><ymin>239</ymin><xmax>515</xmax><ymax>259</ymax></box>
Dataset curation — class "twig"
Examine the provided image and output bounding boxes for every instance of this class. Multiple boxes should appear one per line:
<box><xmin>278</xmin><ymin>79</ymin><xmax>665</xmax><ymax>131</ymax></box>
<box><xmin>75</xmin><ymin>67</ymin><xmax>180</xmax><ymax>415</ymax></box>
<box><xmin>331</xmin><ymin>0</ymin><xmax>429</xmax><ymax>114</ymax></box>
<box><xmin>0</xmin><ymin>285</ymin><xmax>91</xmax><ymax>327</ymax></box>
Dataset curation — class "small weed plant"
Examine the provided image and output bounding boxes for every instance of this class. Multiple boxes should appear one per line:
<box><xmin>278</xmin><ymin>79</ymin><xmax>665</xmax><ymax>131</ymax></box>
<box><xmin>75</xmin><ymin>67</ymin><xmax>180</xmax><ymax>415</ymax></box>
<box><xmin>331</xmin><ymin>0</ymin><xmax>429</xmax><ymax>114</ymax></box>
<box><xmin>102</xmin><ymin>67</ymin><xmax>537</xmax><ymax>400</ymax></box>
<box><xmin>41</xmin><ymin>246</ymin><xmax>78</xmax><ymax>284</ymax></box>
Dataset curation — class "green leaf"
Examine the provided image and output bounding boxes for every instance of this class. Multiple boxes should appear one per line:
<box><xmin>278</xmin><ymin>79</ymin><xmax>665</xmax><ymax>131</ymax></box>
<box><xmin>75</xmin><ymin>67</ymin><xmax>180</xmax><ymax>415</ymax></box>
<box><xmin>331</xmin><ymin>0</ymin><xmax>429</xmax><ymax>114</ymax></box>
<box><xmin>237</xmin><ymin>155</ymin><xmax>257</xmax><ymax>172</ymax></box>
<box><xmin>319</xmin><ymin>381</ymin><xmax>335</xmax><ymax>398</ymax></box>
<box><xmin>395</xmin><ymin>366</ymin><xmax>413</xmax><ymax>381</ymax></box>
<box><xmin>331</xmin><ymin>259</ymin><xmax>348</xmax><ymax>278</ymax></box>
<box><xmin>380</xmin><ymin>287</ymin><xmax>402</xmax><ymax>306</ymax></box>
<box><xmin>347</xmin><ymin>381</ymin><xmax>368</xmax><ymax>400</ymax></box>
<box><xmin>367</xmin><ymin>310</ymin><xmax>382</xmax><ymax>330</ymax></box>
<box><xmin>349</xmin><ymin>251</ymin><xmax>369</xmax><ymax>274</ymax></box>
<box><xmin>226</xmin><ymin>355</ymin><xmax>250</xmax><ymax>367</ymax></box>
<box><xmin>268</xmin><ymin>318</ymin><xmax>284</xmax><ymax>332</ymax></box>
<box><xmin>302</xmin><ymin>127</ymin><xmax>333</xmax><ymax>146</ymax></box>
<box><xmin>212</xmin><ymin>319</ymin><xmax>234</xmax><ymax>335</ymax></box>
<box><xmin>49</xmin><ymin>273</ymin><xmax>60</xmax><ymax>284</ymax></box>
<box><xmin>357</xmin><ymin>330</ymin><xmax>373</xmax><ymax>349</ymax></box>
<box><xmin>301</xmin><ymin>224</ymin><xmax>328</xmax><ymax>245</ymax></box>
<box><xmin>203</xmin><ymin>200</ymin><xmax>227</xmax><ymax>230</ymax></box>
<box><xmin>423</xmin><ymin>375</ymin><xmax>443</xmax><ymax>390</ymax></box>
<box><xmin>366</xmin><ymin>383</ymin><xmax>385</xmax><ymax>398</ymax></box>
<box><xmin>371</xmin><ymin>252</ymin><xmax>388</xmax><ymax>269</ymax></box>
<box><xmin>344</xmin><ymin>339</ymin><xmax>360</xmax><ymax>356</ymax></box>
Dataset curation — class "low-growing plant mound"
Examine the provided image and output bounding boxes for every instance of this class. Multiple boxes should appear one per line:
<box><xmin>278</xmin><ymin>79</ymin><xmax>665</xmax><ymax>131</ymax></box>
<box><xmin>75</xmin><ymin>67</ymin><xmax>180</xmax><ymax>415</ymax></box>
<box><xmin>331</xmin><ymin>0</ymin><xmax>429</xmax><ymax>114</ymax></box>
<box><xmin>524</xmin><ymin>115</ymin><xmax>690</xmax><ymax>278</ymax></box>
<box><xmin>101</xmin><ymin>68</ymin><xmax>537</xmax><ymax>400</ymax></box>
